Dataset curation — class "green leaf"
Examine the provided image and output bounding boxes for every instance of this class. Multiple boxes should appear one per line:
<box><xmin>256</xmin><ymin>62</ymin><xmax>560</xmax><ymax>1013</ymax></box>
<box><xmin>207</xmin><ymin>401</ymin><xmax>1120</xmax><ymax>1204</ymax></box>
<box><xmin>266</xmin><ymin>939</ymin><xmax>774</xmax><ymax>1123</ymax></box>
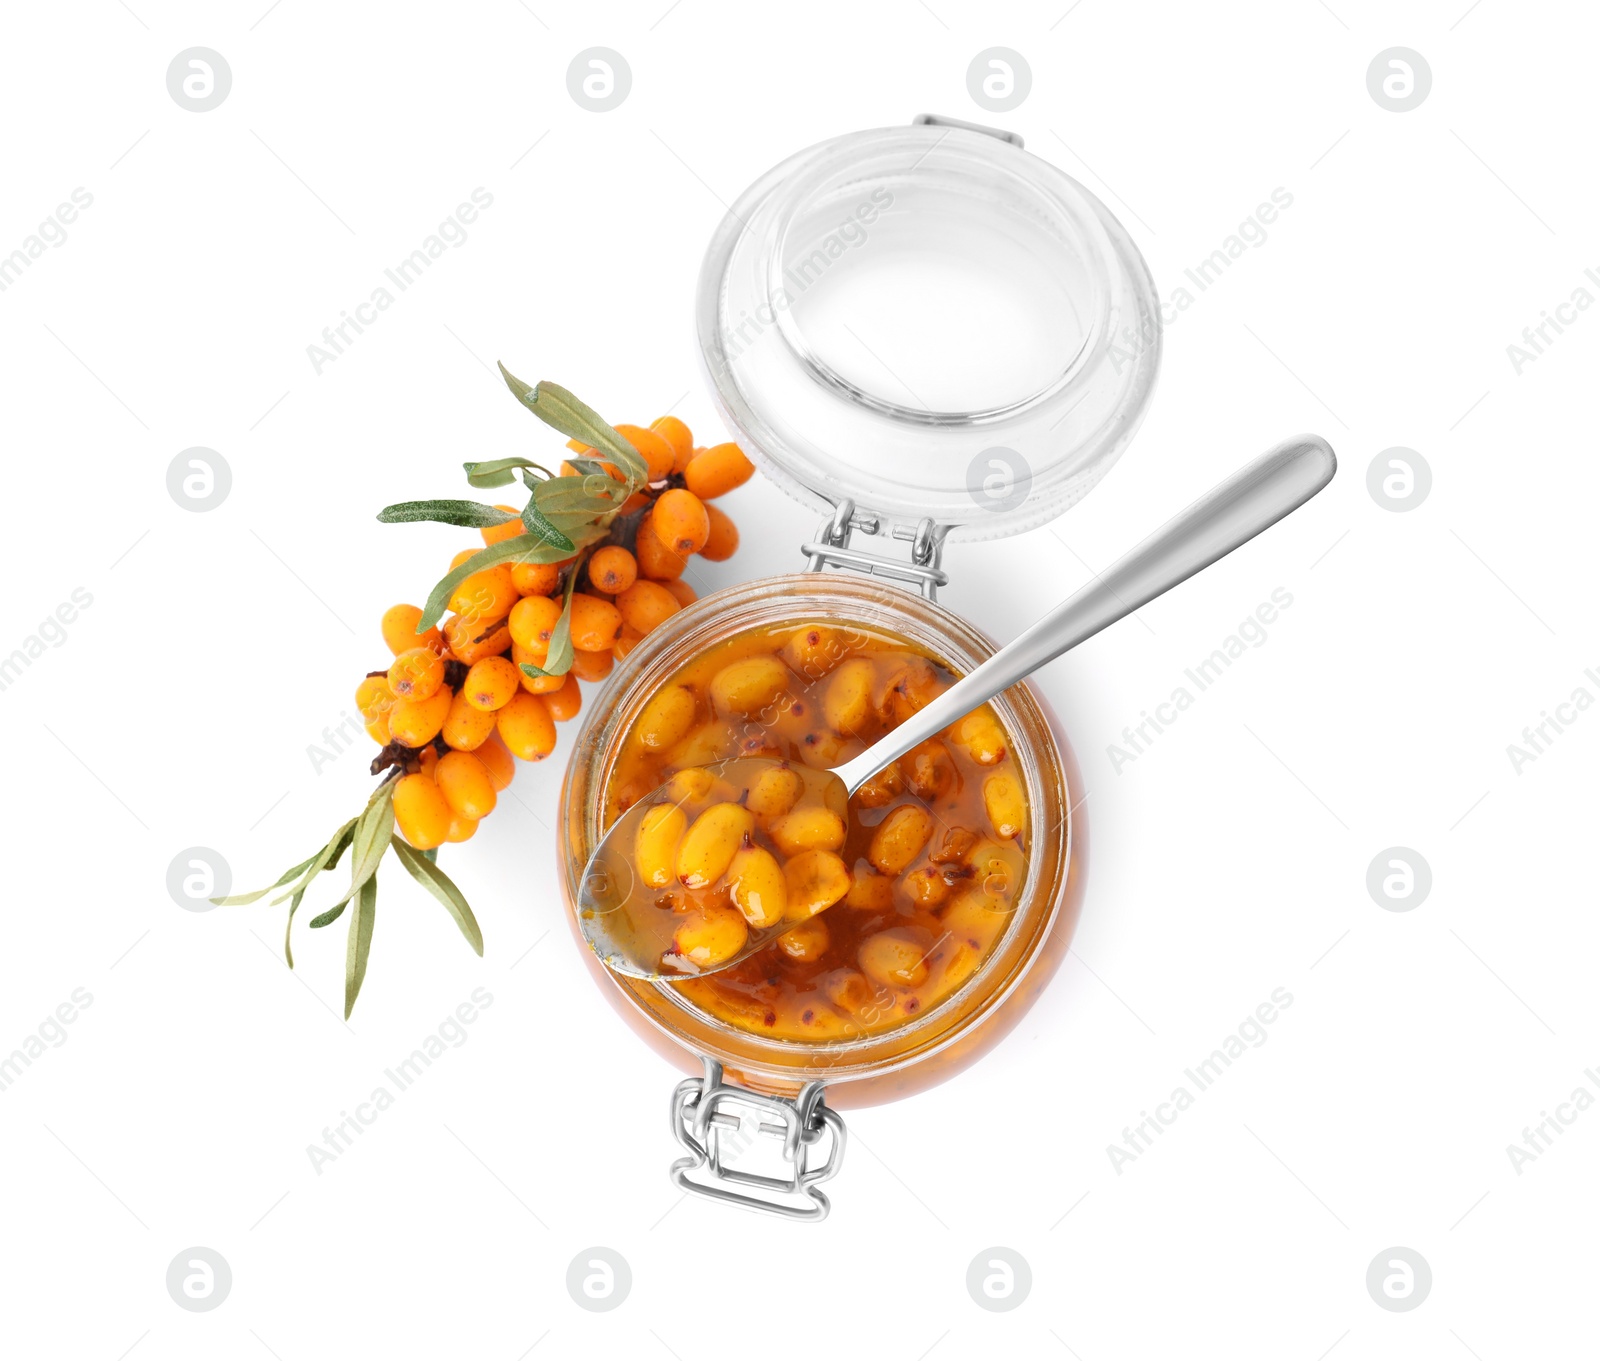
<box><xmin>417</xmin><ymin>535</ymin><xmax>564</xmax><ymax>630</ymax></box>
<box><xmin>319</xmin><ymin>777</ymin><xmax>396</xmax><ymax>916</ymax></box>
<box><xmin>279</xmin><ymin>818</ymin><xmax>356</xmax><ymax>968</ymax></box>
<box><xmin>211</xmin><ymin>849</ymin><xmax>321</xmax><ymax>907</ymax></box>
<box><xmin>496</xmin><ymin>364</ymin><xmax>648</xmax><ymax>490</ymax></box>
<box><xmin>377</xmin><ymin>500</ymin><xmax>520</xmax><ymax>529</ymax></box>
<box><xmin>463</xmin><ymin>456</ymin><xmax>543</xmax><ymax>489</ymax></box>
<box><xmin>519</xmin><ymin>499</ymin><xmax>576</xmax><ymax>555</ymax></box>
<box><xmin>309</xmin><ymin>901</ymin><xmax>346</xmax><ymax>929</ymax></box>
<box><xmin>519</xmin><ymin>559</ymin><xmax>580</xmax><ymax>677</ymax></box>
<box><xmin>344</xmin><ymin>870</ymin><xmax>378</xmax><ymax>1019</ymax></box>
<box><xmin>390</xmin><ymin>837</ymin><xmax>484</xmax><ymax>956</ymax></box>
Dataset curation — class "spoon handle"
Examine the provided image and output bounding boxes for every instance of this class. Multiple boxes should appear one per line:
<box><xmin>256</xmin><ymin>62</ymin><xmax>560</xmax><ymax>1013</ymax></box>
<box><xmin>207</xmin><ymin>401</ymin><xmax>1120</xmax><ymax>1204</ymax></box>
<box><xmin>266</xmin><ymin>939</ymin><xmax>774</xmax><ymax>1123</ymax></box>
<box><xmin>833</xmin><ymin>435</ymin><xmax>1338</xmax><ymax>795</ymax></box>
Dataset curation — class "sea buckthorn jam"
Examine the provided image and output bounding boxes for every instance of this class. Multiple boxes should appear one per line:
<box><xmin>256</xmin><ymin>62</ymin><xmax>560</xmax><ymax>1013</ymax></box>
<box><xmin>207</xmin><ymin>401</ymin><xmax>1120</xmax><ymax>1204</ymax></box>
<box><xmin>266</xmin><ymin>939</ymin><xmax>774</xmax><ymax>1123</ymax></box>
<box><xmin>604</xmin><ymin>621</ymin><xmax>1030</xmax><ymax>1042</ymax></box>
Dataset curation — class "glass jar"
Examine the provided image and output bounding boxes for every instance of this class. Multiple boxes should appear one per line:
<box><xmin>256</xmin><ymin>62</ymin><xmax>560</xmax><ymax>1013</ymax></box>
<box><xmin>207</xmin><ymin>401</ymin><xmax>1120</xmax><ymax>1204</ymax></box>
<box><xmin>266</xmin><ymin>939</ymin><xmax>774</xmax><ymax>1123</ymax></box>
<box><xmin>557</xmin><ymin>115</ymin><xmax>1156</xmax><ymax>1218</ymax></box>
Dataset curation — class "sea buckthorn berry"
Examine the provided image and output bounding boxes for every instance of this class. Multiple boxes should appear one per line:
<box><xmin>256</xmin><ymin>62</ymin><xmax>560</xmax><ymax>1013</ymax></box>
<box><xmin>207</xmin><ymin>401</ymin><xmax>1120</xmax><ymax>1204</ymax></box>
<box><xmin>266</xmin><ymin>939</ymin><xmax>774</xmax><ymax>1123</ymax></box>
<box><xmin>796</xmin><ymin>726</ymin><xmax>848</xmax><ymax>769</ymax></box>
<box><xmin>355</xmin><ymin>675</ymin><xmax>394</xmax><ymax>722</ymax></box>
<box><xmin>709</xmin><ymin>656</ymin><xmax>790</xmax><ymax>716</ymax></box>
<box><xmin>480</xmin><ymin>503</ymin><xmax>526</xmax><ymax>547</ymax></box>
<box><xmin>417</xmin><ymin>746</ymin><xmax>439</xmax><ymax>778</ymax></box>
<box><xmin>779</xmin><ymin>625</ymin><xmax>845</xmax><ymax>680</ymax></box>
<box><xmin>942</xmin><ymin>887</ymin><xmax>1009</xmax><ymax>944</ymax></box>
<box><xmin>684</xmin><ymin>442</ymin><xmax>755</xmax><ymax>499</ymax></box>
<box><xmin>545</xmin><ymin>672</ymin><xmax>583</xmax><ymax>722</ymax></box>
<box><xmin>450</xmin><ymin>548</ymin><xmax>478</xmax><ymax>571</ymax></box>
<box><xmin>823</xmin><ymin>657</ymin><xmax>877</xmax><ymax>736</ymax></box>
<box><xmin>613</xmin><ymin>424</ymin><xmax>676</xmax><ymax>483</ymax></box>
<box><xmin>634</xmin><ymin>512</ymin><xmax>689</xmax><ymax>580</ymax></box>
<box><xmin>450</xmin><ymin>564</ymin><xmax>519</xmax><ymax>625</ymax></box>
<box><xmin>727</xmin><ymin>845</ymin><xmax>787</xmax><ymax>928</ymax></box>
<box><xmin>902</xmin><ymin>866</ymin><xmax>951</xmax><ymax>908</ymax></box>
<box><xmin>747</xmin><ymin>766</ymin><xmax>804</xmax><ymax>821</ymax></box>
<box><xmin>768</xmin><ymin>807</ymin><xmax>847</xmax><ymax>857</ymax></box>
<box><xmin>381</xmin><ymin>604</ymin><xmax>445</xmax><ymax>657</ymax></box>
<box><xmin>949</xmin><ymin>706</ymin><xmax>1008</xmax><ymax>765</ymax></box>
<box><xmin>853</xmin><ymin>763</ymin><xmax>903</xmax><ymax>808</ymax></box>
<box><xmin>650</xmin><ymin>488</ymin><xmax>711</xmax><ymax>556</ymax></box>
<box><xmin>435</xmin><ymin>750</ymin><xmax>496</xmax><ymax>821</ymax></box>
<box><xmin>663</xmin><ymin>578</ymin><xmax>698</xmax><ymax>608</ymax></box>
<box><xmin>588</xmin><ymin>545</ymin><xmax>637</xmax><ymax>595</ymax></box>
<box><xmin>901</xmin><ymin>738</ymin><xmax>958</xmax><ymax>800</ymax></box>
<box><xmin>700</xmin><ymin>504</ymin><xmax>739</xmax><ymax>562</ymax></box>
<box><xmin>636</xmin><ymin>804</ymin><xmax>689</xmax><ymax>888</ymax></box>
<box><xmin>868</xmin><ymin>806</ymin><xmax>935</xmax><ymax>875</ymax></box>
<box><xmin>569</xmin><ymin>594</ymin><xmax>623</xmax><ymax>652</ymax></box>
<box><xmin>394</xmin><ymin>773</ymin><xmax>454</xmax><ymax>850</ymax></box>
<box><xmin>616</xmin><ymin>580</ymin><xmax>681</xmax><ymax>633</ymax></box>
<box><xmin>650</xmin><ymin>415</ymin><xmax>694</xmax><ymax>467</ymax></box>
<box><xmin>859</xmin><ymin>928</ymin><xmax>929</xmax><ymax>990</ymax></box>
<box><xmin>387</xmin><ymin>646</ymin><xmax>445</xmax><ymax>701</ymax></box>
<box><xmin>823</xmin><ymin>968</ymin><xmax>878</xmax><ymax>1014</ymax></box>
<box><xmin>845</xmin><ymin>869</ymin><xmax>896</xmax><ymax>912</ymax></box>
<box><xmin>881</xmin><ymin>658</ymin><xmax>941</xmax><ymax>724</ymax></box>
<box><xmin>475</xmin><ymin>733</ymin><xmax>515</xmax><ymax>791</ymax></box>
<box><xmin>511</xmin><ymin>560</ymin><xmax>561</xmax><ymax>596</ymax></box>
<box><xmin>519</xmin><ymin>667</ymin><xmax>565</xmax><ymax>696</ymax></box>
<box><xmin>388</xmin><ymin>685</ymin><xmax>453</xmax><ymax>747</ymax></box>
<box><xmin>464</xmin><ymin>656</ymin><xmax>519</xmax><ymax>711</ymax></box>
<box><xmin>676</xmin><ymin>803</ymin><xmax>756</xmax><ymax>889</ymax></box>
<box><xmin>967</xmin><ymin>838</ymin><xmax>1027</xmax><ymax>902</ymax></box>
<box><xmin>509</xmin><ymin>594</ymin><xmax>563</xmax><ymax>652</ymax></box>
<box><xmin>443</xmin><ymin>615</ymin><xmax>512</xmax><ymax>666</ymax></box>
<box><xmin>571</xmin><ymin>647</ymin><xmax>614</xmax><ymax>683</ymax></box>
<box><xmin>671</xmin><ymin>904</ymin><xmax>749</xmax><ymax>970</ymax></box>
<box><xmin>782</xmin><ymin>849</ymin><xmax>850</xmax><ymax>920</ymax></box>
<box><xmin>929</xmin><ymin>826</ymin><xmax>978</xmax><ymax>866</ymax></box>
<box><xmin>442</xmin><ymin>687</ymin><xmax>497</xmax><ymax>751</ymax></box>
<box><xmin>497</xmin><ymin>692</ymin><xmax>556</xmax><ymax>760</ymax></box>
<box><xmin>445</xmin><ymin>813</ymin><xmax>478</xmax><ymax>843</ymax></box>
<box><xmin>983</xmin><ymin>770</ymin><xmax>1026</xmax><ymax>839</ymax></box>
<box><xmin>637</xmin><ymin>684</ymin><xmax>697</xmax><ymax>751</ymax></box>
<box><xmin>365</xmin><ymin>713</ymin><xmax>391</xmax><ymax>745</ymax></box>
<box><xmin>777</xmin><ymin>917</ymin><xmax>830</xmax><ymax>963</ymax></box>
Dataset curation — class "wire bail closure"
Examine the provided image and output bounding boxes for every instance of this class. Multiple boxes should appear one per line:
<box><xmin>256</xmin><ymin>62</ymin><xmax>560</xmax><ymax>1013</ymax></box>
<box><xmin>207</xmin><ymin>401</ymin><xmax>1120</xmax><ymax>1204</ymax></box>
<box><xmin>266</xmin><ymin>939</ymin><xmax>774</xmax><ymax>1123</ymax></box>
<box><xmin>669</xmin><ymin>1058</ymin><xmax>846</xmax><ymax>1221</ymax></box>
<box><xmin>801</xmin><ymin>499</ymin><xmax>950</xmax><ymax>600</ymax></box>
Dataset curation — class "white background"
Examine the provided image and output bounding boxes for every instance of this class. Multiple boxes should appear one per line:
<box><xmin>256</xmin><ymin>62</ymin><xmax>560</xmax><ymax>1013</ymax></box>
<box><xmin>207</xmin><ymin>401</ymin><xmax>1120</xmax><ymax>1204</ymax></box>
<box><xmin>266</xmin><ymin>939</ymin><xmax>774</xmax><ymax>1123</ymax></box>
<box><xmin>0</xmin><ymin>1</ymin><xmax>1594</xmax><ymax>1357</ymax></box>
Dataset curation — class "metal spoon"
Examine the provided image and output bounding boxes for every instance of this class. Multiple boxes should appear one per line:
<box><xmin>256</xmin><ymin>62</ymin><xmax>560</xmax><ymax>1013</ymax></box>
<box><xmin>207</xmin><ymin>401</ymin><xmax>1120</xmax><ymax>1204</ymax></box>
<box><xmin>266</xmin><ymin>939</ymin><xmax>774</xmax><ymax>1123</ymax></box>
<box><xmin>577</xmin><ymin>435</ymin><xmax>1337</xmax><ymax>979</ymax></box>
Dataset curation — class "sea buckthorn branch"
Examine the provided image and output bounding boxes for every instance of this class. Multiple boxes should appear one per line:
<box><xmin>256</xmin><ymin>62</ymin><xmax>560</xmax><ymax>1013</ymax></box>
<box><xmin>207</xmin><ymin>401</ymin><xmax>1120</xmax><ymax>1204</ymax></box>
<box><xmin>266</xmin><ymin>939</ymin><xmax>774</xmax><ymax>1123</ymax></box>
<box><xmin>217</xmin><ymin>369</ymin><xmax>753</xmax><ymax>1016</ymax></box>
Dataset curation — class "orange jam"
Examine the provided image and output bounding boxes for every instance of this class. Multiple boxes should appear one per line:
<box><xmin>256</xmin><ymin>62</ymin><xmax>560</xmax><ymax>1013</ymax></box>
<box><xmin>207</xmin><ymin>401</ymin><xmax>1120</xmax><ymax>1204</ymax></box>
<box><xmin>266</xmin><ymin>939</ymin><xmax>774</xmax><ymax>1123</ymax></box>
<box><xmin>604</xmin><ymin>620</ymin><xmax>1030</xmax><ymax>1041</ymax></box>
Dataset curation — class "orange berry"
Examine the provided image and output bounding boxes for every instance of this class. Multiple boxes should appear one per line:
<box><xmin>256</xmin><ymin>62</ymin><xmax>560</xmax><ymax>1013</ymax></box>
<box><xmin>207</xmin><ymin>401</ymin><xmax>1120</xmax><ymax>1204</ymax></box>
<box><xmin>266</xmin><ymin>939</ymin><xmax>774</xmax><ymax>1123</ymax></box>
<box><xmin>435</xmin><ymin>750</ymin><xmax>497</xmax><ymax>820</ymax></box>
<box><xmin>387</xmin><ymin>646</ymin><xmax>445</xmax><ymax>701</ymax></box>
<box><xmin>444</xmin><ymin>813</ymin><xmax>478</xmax><ymax>843</ymax></box>
<box><xmin>634</xmin><ymin>511</ymin><xmax>689</xmax><ymax>579</ymax></box>
<box><xmin>650</xmin><ymin>489</ymin><xmax>711</xmax><ymax>556</ymax></box>
<box><xmin>356</xmin><ymin>674</ymin><xmax>392</xmax><ymax>717</ymax></box>
<box><xmin>569</xmin><ymin>594</ymin><xmax>624</xmax><ymax>652</ymax></box>
<box><xmin>663</xmin><ymin>578</ymin><xmax>698</xmax><ymax>608</ymax></box>
<box><xmin>650</xmin><ymin>415</ymin><xmax>694</xmax><ymax>467</ymax></box>
<box><xmin>700</xmin><ymin>503</ymin><xmax>739</xmax><ymax>562</ymax></box>
<box><xmin>571</xmin><ymin>647</ymin><xmax>614</xmax><ymax>683</ymax></box>
<box><xmin>449</xmin><ymin>564</ymin><xmax>519</xmax><ymax>626</ymax></box>
<box><xmin>616</xmin><ymin>579</ymin><xmax>682</xmax><ymax>633</ymax></box>
<box><xmin>519</xmin><ymin>665</ymin><xmax>566</xmax><ymax>695</ymax></box>
<box><xmin>481</xmin><ymin>503</ymin><xmax>526</xmax><ymax>547</ymax></box>
<box><xmin>511</xmin><ymin>560</ymin><xmax>562</xmax><ymax>596</ymax></box>
<box><xmin>614</xmin><ymin>624</ymin><xmax>644</xmax><ymax>661</ymax></box>
<box><xmin>621</xmin><ymin>490</ymin><xmax>651</xmax><ymax>514</ymax></box>
<box><xmin>509</xmin><ymin>595</ymin><xmax>563</xmax><ymax>652</ymax></box>
<box><xmin>450</xmin><ymin>548</ymin><xmax>479</xmax><ymax>571</ymax></box>
<box><xmin>442</xmin><ymin>615</ymin><xmax>512</xmax><ymax>666</ymax></box>
<box><xmin>614</xmin><ymin>424</ymin><xmax>676</xmax><ymax>482</ymax></box>
<box><xmin>394</xmin><ymin>773</ymin><xmax>453</xmax><ymax>850</ymax></box>
<box><xmin>561</xmin><ymin>456</ymin><xmax>625</xmax><ymax>481</ymax></box>
<box><xmin>381</xmin><ymin>604</ymin><xmax>445</xmax><ymax>657</ymax></box>
<box><xmin>498</xmin><ymin>692</ymin><xmax>557</xmax><ymax>760</ymax></box>
<box><xmin>388</xmin><ymin>685</ymin><xmax>453</xmax><ymax>747</ymax></box>
<box><xmin>545</xmin><ymin>673</ymin><xmax>583</xmax><ymax>722</ymax></box>
<box><xmin>475</xmin><ymin>733</ymin><xmax>515</xmax><ymax>791</ymax></box>
<box><xmin>588</xmin><ymin>545</ymin><xmax>637</xmax><ymax>594</ymax></box>
<box><xmin>685</xmin><ymin>442</ymin><xmax>755</xmax><ymax>499</ymax></box>
<box><xmin>442</xmin><ymin>687</ymin><xmax>497</xmax><ymax>750</ymax></box>
<box><xmin>463</xmin><ymin>656</ymin><xmax>520</xmax><ymax>711</ymax></box>
<box><xmin>417</xmin><ymin>746</ymin><xmax>439</xmax><ymax>778</ymax></box>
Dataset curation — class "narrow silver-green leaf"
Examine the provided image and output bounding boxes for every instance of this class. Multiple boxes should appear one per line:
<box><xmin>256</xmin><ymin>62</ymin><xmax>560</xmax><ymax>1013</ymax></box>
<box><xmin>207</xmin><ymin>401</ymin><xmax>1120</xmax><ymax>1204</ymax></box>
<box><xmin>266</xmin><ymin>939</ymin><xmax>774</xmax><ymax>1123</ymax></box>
<box><xmin>280</xmin><ymin>818</ymin><xmax>357</xmax><ymax>967</ymax></box>
<box><xmin>211</xmin><ymin>850</ymin><xmax>320</xmax><ymax>907</ymax></box>
<box><xmin>344</xmin><ymin>870</ymin><xmax>378</xmax><ymax>1019</ymax></box>
<box><xmin>519</xmin><ymin>559</ymin><xmax>579</xmax><ymax>677</ymax></box>
<box><xmin>519</xmin><ymin>500</ymin><xmax>576</xmax><ymax>554</ymax></box>
<box><xmin>417</xmin><ymin>535</ymin><xmax>560</xmax><ymax>630</ymax></box>
<box><xmin>464</xmin><ymin>456</ymin><xmax>543</xmax><ymax>488</ymax></box>
<box><xmin>322</xmin><ymin>777</ymin><xmax>396</xmax><ymax>915</ymax></box>
<box><xmin>308</xmin><ymin>901</ymin><xmax>346</xmax><ymax>929</ymax></box>
<box><xmin>390</xmin><ymin>837</ymin><xmax>484</xmax><ymax>956</ymax></box>
<box><xmin>496</xmin><ymin>364</ymin><xmax>647</xmax><ymax>489</ymax></box>
<box><xmin>377</xmin><ymin>500</ymin><xmax>520</xmax><ymax>528</ymax></box>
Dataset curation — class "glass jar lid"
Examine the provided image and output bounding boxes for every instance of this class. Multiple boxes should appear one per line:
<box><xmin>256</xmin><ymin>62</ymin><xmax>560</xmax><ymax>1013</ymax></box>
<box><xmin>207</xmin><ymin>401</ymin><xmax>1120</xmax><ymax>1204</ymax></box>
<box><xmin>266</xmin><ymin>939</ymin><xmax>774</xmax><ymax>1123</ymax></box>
<box><xmin>696</xmin><ymin>116</ymin><xmax>1161</xmax><ymax>542</ymax></box>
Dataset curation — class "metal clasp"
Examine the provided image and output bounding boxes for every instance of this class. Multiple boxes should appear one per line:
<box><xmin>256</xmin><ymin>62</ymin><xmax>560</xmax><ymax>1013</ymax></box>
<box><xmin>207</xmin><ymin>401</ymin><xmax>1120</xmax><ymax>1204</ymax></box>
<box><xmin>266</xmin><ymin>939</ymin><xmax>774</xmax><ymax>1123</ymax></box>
<box><xmin>801</xmin><ymin>500</ymin><xmax>950</xmax><ymax>600</ymax></box>
<box><xmin>669</xmin><ymin>1059</ymin><xmax>846</xmax><ymax>1221</ymax></box>
<box><xmin>911</xmin><ymin>112</ymin><xmax>1024</xmax><ymax>148</ymax></box>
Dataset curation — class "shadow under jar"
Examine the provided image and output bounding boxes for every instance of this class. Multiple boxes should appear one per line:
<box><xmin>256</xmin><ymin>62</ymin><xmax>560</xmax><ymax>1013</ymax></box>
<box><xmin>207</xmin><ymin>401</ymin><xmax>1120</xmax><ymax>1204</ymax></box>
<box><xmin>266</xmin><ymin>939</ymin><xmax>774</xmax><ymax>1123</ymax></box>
<box><xmin>559</xmin><ymin>113</ymin><xmax>1159</xmax><ymax>1218</ymax></box>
